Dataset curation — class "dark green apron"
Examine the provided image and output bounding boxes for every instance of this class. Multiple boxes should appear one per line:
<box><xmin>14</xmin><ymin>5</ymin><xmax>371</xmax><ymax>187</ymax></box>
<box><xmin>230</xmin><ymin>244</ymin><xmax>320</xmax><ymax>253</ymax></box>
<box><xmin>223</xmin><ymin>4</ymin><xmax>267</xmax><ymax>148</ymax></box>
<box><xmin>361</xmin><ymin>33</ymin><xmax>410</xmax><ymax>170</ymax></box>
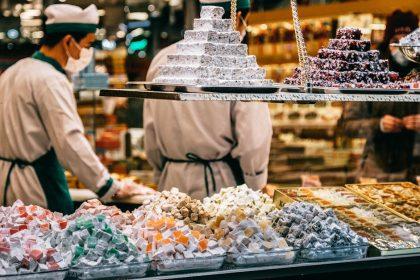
<box><xmin>0</xmin><ymin>51</ymin><xmax>73</xmax><ymax>214</ymax></box>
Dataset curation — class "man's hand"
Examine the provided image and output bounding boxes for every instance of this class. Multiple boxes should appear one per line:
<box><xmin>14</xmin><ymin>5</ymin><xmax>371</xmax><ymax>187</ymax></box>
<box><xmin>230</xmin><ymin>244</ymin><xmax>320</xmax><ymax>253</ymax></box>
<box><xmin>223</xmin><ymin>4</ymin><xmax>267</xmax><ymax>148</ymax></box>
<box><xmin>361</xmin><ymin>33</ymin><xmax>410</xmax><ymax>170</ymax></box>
<box><xmin>114</xmin><ymin>181</ymin><xmax>156</xmax><ymax>199</ymax></box>
<box><xmin>380</xmin><ymin>115</ymin><xmax>403</xmax><ymax>133</ymax></box>
<box><xmin>403</xmin><ymin>115</ymin><xmax>420</xmax><ymax>132</ymax></box>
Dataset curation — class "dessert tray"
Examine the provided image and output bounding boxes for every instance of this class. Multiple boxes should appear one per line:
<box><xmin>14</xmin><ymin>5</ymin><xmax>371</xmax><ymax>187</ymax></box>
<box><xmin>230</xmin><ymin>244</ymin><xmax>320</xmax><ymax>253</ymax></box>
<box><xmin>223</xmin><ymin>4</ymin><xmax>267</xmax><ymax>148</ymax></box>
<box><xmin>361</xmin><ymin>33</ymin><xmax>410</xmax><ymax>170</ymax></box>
<box><xmin>0</xmin><ymin>269</ymin><xmax>68</xmax><ymax>280</ymax></box>
<box><xmin>279</xmin><ymin>84</ymin><xmax>411</xmax><ymax>95</ymax></box>
<box><xmin>128</xmin><ymin>82</ymin><xmax>279</xmax><ymax>94</ymax></box>
<box><xmin>152</xmin><ymin>255</ymin><xmax>225</xmax><ymax>275</ymax></box>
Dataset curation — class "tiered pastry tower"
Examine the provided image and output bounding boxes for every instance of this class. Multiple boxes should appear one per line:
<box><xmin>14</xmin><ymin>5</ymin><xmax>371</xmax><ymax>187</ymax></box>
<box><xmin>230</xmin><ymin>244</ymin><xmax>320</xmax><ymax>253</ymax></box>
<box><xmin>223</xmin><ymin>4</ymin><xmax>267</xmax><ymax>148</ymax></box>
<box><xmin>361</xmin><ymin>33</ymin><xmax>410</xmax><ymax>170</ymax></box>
<box><xmin>153</xmin><ymin>6</ymin><xmax>272</xmax><ymax>87</ymax></box>
<box><xmin>285</xmin><ymin>27</ymin><xmax>400</xmax><ymax>88</ymax></box>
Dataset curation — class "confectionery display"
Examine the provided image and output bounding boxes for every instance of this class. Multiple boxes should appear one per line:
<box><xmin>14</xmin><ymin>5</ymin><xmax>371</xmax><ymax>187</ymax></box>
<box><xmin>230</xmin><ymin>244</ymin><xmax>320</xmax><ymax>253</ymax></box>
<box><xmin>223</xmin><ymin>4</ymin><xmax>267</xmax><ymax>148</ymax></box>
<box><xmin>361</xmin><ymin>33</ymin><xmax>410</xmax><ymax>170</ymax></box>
<box><xmin>203</xmin><ymin>185</ymin><xmax>276</xmax><ymax>223</ymax></box>
<box><xmin>347</xmin><ymin>183</ymin><xmax>420</xmax><ymax>222</ymax></box>
<box><xmin>1</xmin><ymin>181</ymin><xmax>418</xmax><ymax>277</ymax></box>
<box><xmin>285</xmin><ymin>27</ymin><xmax>400</xmax><ymax>88</ymax></box>
<box><xmin>153</xmin><ymin>6</ymin><xmax>272</xmax><ymax>87</ymax></box>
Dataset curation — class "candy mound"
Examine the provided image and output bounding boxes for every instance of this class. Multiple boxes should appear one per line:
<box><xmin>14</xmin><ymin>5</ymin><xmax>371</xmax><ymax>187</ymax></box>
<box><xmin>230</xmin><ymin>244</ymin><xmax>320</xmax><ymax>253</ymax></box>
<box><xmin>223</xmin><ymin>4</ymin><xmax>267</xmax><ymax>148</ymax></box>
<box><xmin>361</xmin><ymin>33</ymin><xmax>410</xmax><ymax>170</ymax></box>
<box><xmin>58</xmin><ymin>215</ymin><xmax>144</xmax><ymax>267</ymax></box>
<box><xmin>400</xmin><ymin>28</ymin><xmax>420</xmax><ymax>46</ymax></box>
<box><xmin>285</xmin><ymin>27</ymin><xmax>401</xmax><ymax>89</ymax></box>
<box><xmin>203</xmin><ymin>185</ymin><xmax>276</xmax><ymax>223</ymax></box>
<box><xmin>0</xmin><ymin>201</ymin><xmax>69</xmax><ymax>275</ymax></box>
<box><xmin>153</xmin><ymin>6</ymin><xmax>272</xmax><ymax>87</ymax></box>
<box><xmin>270</xmin><ymin>202</ymin><xmax>367</xmax><ymax>249</ymax></box>
<box><xmin>139</xmin><ymin>188</ymin><xmax>209</xmax><ymax>225</ymax></box>
<box><xmin>125</xmin><ymin>214</ymin><xmax>225</xmax><ymax>261</ymax></box>
<box><xmin>68</xmin><ymin>199</ymin><xmax>135</xmax><ymax>229</ymax></box>
<box><xmin>205</xmin><ymin>209</ymin><xmax>292</xmax><ymax>255</ymax></box>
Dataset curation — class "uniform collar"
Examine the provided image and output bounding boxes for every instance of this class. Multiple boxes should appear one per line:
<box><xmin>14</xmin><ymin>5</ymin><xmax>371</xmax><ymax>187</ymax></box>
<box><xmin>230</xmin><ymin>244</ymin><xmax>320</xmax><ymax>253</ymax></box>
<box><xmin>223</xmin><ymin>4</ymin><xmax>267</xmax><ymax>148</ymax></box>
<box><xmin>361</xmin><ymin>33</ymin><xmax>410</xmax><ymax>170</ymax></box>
<box><xmin>32</xmin><ymin>51</ymin><xmax>65</xmax><ymax>74</ymax></box>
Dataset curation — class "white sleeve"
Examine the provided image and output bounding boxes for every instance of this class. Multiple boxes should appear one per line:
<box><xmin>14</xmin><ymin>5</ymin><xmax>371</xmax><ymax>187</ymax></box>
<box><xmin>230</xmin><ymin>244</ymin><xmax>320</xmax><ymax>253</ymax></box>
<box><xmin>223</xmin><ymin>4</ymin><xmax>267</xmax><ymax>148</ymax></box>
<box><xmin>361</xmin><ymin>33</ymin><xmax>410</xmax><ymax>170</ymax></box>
<box><xmin>36</xmin><ymin>78</ymin><xmax>119</xmax><ymax>202</ymax></box>
<box><xmin>143</xmin><ymin>100</ymin><xmax>165</xmax><ymax>184</ymax></box>
<box><xmin>231</xmin><ymin>102</ymin><xmax>272</xmax><ymax>190</ymax></box>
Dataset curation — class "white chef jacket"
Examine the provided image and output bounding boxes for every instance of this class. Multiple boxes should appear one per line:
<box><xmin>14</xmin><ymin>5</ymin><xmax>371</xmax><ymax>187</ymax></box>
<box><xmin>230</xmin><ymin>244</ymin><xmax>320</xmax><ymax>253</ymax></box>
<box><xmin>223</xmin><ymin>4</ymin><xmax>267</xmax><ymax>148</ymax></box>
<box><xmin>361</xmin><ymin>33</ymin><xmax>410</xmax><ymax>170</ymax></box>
<box><xmin>0</xmin><ymin>56</ymin><xmax>118</xmax><ymax>208</ymax></box>
<box><xmin>144</xmin><ymin>44</ymin><xmax>273</xmax><ymax>200</ymax></box>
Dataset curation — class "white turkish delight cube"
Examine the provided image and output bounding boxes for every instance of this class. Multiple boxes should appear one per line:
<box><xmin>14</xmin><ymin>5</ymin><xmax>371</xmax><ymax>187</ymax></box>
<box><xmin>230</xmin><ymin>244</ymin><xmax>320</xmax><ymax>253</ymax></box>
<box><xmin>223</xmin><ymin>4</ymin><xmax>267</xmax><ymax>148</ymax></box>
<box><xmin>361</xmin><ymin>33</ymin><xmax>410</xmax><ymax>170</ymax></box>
<box><xmin>193</xmin><ymin>19</ymin><xmax>232</xmax><ymax>32</ymax></box>
<box><xmin>184</xmin><ymin>30</ymin><xmax>241</xmax><ymax>44</ymax></box>
<box><xmin>200</xmin><ymin>6</ymin><xmax>225</xmax><ymax>19</ymax></box>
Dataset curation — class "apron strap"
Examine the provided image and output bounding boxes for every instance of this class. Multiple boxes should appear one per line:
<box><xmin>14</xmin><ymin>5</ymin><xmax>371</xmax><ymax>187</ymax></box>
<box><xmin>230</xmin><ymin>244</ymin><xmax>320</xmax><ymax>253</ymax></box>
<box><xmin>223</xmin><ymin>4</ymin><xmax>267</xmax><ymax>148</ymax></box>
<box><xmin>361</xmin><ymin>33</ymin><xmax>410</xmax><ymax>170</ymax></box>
<box><xmin>165</xmin><ymin>152</ymin><xmax>244</xmax><ymax>196</ymax></box>
<box><xmin>0</xmin><ymin>157</ymin><xmax>33</xmax><ymax>206</ymax></box>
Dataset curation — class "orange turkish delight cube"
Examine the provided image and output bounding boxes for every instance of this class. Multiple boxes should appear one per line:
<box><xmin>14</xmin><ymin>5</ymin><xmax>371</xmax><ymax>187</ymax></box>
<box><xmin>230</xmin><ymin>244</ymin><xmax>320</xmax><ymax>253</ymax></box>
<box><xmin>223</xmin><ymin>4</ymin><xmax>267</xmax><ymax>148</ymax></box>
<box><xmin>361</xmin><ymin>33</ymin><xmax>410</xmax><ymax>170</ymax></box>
<box><xmin>191</xmin><ymin>230</ymin><xmax>201</xmax><ymax>240</ymax></box>
<box><xmin>154</xmin><ymin>232</ymin><xmax>163</xmax><ymax>243</ymax></box>
<box><xmin>165</xmin><ymin>217</ymin><xmax>175</xmax><ymax>229</ymax></box>
<box><xmin>161</xmin><ymin>239</ymin><xmax>171</xmax><ymax>245</ymax></box>
<box><xmin>154</xmin><ymin>219</ymin><xmax>165</xmax><ymax>230</ymax></box>
<box><xmin>176</xmin><ymin>234</ymin><xmax>189</xmax><ymax>246</ymax></box>
<box><xmin>198</xmin><ymin>239</ymin><xmax>208</xmax><ymax>252</ymax></box>
<box><xmin>146</xmin><ymin>243</ymin><xmax>153</xmax><ymax>253</ymax></box>
<box><xmin>173</xmin><ymin>230</ymin><xmax>182</xmax><ymax>239</ymax></box>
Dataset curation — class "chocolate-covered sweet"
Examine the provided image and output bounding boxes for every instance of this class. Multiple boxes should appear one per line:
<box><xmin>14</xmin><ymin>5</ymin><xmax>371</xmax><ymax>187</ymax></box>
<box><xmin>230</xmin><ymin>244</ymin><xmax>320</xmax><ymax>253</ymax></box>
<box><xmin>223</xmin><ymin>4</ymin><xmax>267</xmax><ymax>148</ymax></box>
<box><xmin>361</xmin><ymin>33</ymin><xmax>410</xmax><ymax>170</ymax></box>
<box><xmin>328</xmin><ymin>39</ymin><xmax>371</xmax><ymax>51</ymax></box>
<box><xmin>336</xmin><ymin>27</ymin><xmax>362</xmax><ymax>40</ymax></box>
<box><xmin>286</xmin><ymin>27</ymin><xmax>400</xmax><ymax>89</ymax></box>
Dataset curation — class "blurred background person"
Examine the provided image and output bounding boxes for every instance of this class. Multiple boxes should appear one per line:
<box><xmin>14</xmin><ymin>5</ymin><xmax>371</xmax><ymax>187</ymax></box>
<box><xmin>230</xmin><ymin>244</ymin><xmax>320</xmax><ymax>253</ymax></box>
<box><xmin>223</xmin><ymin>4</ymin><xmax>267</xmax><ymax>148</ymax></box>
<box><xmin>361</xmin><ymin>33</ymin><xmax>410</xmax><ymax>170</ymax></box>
<box><xmin>341</xmin><ymin>10</ymin><xmax>419</xmax><ymax>183</ymax></box>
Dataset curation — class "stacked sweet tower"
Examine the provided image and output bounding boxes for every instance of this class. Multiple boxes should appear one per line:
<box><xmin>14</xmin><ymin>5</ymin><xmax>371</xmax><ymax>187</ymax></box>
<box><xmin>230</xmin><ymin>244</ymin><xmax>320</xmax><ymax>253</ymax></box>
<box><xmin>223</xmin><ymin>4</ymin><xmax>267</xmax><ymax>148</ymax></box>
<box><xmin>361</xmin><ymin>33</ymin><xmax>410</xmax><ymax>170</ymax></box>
<box><xmin>285</xmin><ymin>27</ymin><xmax>400</xmax><ymax>88</ymax></box>
<box><xmin>153</xmin><ymin>6</ymin><xmax>272</xmax><ymax>87</ymax></box>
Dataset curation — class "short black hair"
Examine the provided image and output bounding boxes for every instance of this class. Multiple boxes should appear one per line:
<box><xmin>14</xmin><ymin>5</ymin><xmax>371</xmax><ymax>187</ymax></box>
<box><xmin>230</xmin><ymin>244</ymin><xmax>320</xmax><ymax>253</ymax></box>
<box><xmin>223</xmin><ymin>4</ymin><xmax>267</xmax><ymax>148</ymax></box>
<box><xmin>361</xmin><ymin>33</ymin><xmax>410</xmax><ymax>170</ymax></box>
<box><xmin>41</xmin><ymin>32</ymin><xmax>89</xmax><ymax>47</ymax></box>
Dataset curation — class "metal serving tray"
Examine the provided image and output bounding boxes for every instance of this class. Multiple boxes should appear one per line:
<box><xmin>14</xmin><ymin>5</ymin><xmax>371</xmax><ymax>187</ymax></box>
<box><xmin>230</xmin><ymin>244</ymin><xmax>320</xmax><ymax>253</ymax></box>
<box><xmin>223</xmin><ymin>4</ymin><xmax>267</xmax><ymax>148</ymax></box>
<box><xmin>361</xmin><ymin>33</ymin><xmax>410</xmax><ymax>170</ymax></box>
<box><xmin>297</xmin><ymin>245</ymin><xmax>368</xmax><ymax>262</ymax></box>
<box><xmin>152</xmin><ymin>255</ymin><xmax>225</xmax><ymax>275</ymax></box>
<box><xmin>0</xmin><ymin>269</ymin><xmax>68</xmax><ymax>280</ymax></box>
<box><xmin>345</xmin><ymin>182</ymin><xmax>420</xmax><ymax>223</ymax></box>
<box><xmin>279</xmin><ymin>84</ymin><xmax>410</xmax><ymax>95</ymax></box>
<box><xmin>129</xmin><ymin>82</ymin><xmax>279</xmax><ymax>94</ymax></box>
<box><xmin>226</xmin><ymin>249</ymin><xmax>296</xmax><ymax>267</ymax></box>
<box><xmin>68</xmin><ymin>261</ymin><xmax>149</xmax><ymax>280</ymax></box>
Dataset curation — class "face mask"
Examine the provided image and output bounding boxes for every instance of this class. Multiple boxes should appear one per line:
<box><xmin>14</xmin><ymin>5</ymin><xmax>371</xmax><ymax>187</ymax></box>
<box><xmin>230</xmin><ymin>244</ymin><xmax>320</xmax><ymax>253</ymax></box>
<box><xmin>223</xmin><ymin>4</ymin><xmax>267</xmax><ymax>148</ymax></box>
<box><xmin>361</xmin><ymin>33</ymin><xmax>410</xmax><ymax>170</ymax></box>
<box><xmin>64</xmin><ymin>38</ymin><xmax>93</xmax><ymax>74</ymax></box>
<box><xmin>391</xmin><ymin>48</ymin><xmax>410</xmax><ymax>67</ymax></box>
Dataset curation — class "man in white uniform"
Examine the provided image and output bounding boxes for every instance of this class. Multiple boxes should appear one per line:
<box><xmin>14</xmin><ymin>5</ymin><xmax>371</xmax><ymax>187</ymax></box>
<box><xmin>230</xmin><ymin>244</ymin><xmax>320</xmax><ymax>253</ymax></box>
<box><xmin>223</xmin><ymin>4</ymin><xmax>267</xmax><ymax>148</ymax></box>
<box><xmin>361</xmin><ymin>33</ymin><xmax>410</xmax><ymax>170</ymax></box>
<box><xmin>0</xmin><ymin>4</ymin><xmax>134</xmax><ymax>214</ymax></box>
<box><xmin>144</xmin><ymin>0</ymin><xmax>273</xmax><ymax>199</ymax></box>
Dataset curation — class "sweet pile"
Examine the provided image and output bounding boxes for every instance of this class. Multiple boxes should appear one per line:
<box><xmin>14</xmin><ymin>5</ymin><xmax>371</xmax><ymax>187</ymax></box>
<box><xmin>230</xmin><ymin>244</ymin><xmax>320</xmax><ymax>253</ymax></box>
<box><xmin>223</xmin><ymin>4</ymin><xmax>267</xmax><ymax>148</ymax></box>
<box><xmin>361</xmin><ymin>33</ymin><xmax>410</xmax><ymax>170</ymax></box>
<box><xmin>139</xmin><ymin>188</ymin><xmax>209</xmax><ymax>225</ymax></box>
<box><xmin>69</xmin><ymin>199</ymin><xmax>135</xmax><ymax>229</ymax></box>
<box><xmin>400</xmin><ymin>28</ymin><xmax>419</xmax><ymax>46</ymax></box>
<box><xmin>285</xmin><ymin>27</ymin><xmax>400</xmax><ymax>88</ymax></box>
<box><xmin>58</xmin><ymin>215</ymin><xmax>143</xmax><ymax>267</ymax></box>
<box><xmin>205</xmin><ymin>209</ymin><xmax>291</xmax><ymax>256</ymax></box>
<box><xmin>203</xmin><ymin>185</ymin><xmax>276</xmax><ymax>223</ymax></box>
<box><xmin>153</xmin><ymin>6</ymin><xmax>272</xmax><ymax>86</ymax></box>
<box><xmin>125</xmin><ymin>213</ymin><xmax>225</xmax><ymax>261</ymax></box>
<box><xmin>270</xmin><ymin>202</ymin><xmax>367</xmax><ymax>249</ymax></box>
<box><xmin>0</xmin><ymin>201</ymin><xmax>69</xmax><ymax>274</ymax></box>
